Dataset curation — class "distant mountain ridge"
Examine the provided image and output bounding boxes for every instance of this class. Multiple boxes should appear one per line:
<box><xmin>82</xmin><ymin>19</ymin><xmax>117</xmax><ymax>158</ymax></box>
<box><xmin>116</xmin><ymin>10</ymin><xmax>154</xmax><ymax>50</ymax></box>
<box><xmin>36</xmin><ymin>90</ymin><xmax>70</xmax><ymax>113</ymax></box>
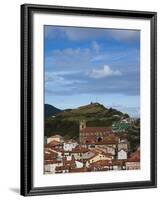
<box><xmin>45</xmin><ymin>104</ymin><xmax>62</xmax><ymax>118</ymax></box>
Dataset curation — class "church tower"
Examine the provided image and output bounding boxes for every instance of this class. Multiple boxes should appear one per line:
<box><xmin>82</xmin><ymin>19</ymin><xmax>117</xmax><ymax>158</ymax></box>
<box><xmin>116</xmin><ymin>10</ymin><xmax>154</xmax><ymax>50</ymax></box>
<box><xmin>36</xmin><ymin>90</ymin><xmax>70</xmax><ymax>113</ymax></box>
<box><xmin>79</xmin><ymin>120</ymin><xmax>86</xmax><ymax>144</ymax></box>
<box><xmin>80</xmin><ymin>120</ymin><xmax>86</xmax><ymax>131</ymax></box>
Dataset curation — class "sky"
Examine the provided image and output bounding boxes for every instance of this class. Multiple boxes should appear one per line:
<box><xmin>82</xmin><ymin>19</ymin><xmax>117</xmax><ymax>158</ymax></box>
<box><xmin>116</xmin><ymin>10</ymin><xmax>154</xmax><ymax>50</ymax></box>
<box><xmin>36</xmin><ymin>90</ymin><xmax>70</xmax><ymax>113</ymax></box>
<box><xmin>44</xmin><ymin>25</ymin><xmax>140</xmax><ymax>117</ymax></box>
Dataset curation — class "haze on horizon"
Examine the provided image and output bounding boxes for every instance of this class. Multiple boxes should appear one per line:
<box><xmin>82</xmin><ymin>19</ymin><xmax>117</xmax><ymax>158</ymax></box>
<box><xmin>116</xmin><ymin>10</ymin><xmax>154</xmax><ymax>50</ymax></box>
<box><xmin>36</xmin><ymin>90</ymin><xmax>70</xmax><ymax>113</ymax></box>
<box><xmin>44</xmin><ymin>26</ymin><xmax>140</xmax><ymax>117</ymax></box>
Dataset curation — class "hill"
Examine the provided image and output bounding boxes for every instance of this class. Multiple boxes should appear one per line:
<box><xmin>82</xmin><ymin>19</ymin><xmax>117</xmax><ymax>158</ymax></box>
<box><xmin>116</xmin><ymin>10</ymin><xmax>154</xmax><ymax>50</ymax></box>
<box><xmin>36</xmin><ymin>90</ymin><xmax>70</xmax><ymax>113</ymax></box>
<box><xmin>45</xmin><ymin>102</ymin><xmax>130</xmax><ymax>140</ymax></box>
<box><xmin>45</xmin><ymin>104</ymin><xmax>62</xmax><ymax>118</ymax></box>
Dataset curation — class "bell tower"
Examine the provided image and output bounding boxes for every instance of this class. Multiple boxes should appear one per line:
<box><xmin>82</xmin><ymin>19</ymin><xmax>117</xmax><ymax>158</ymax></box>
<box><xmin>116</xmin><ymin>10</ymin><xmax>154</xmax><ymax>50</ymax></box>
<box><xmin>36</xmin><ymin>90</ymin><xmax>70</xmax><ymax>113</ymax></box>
<box><xmin>80</xmin><ymin>120</ymin><xmax>86</xmax><ymax>131</ymax></box>
<box><xmin>79</xmin><ymin>120</ymin><xmax>86</xmax><ymax>144</ymax></box>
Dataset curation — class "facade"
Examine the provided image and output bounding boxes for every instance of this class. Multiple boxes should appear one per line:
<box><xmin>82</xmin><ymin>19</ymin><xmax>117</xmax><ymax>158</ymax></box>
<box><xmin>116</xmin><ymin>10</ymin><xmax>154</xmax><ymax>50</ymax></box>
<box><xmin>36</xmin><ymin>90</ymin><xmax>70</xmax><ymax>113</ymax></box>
<box><xmin>118</xmin><ymin>142</ymin><xmax>128</xmax><ymax>151</ymax></box>
<box><xmin>125</xmin><ymin>161</ymin><xmax>140</xmax><ymax>170</ymax></box>
<box><xmin>70</xmin><ymin>147</ymin><xmax>89</xmax><ymax>160</ymax></box>
<box><xmin>117</xmin><ymin>149</ymin><xmax>127</xmax><ymax>160</ymax></box>
<box><xmin>63</xmin><ymin>140</ymin><xmax>78</xmax><ymax>151</ymax></box>
<box><xmin>46</xmin><ymin>140</ymin><xmax>63</xmax><ymax>150</ymax></box>
<box><xmin>87</xmin><ymin>152</ymin><xmax>112</xmax><ymax>165</ymax></box>
<box><xmin>75</xmin><ymin>160</ymin><xmax>84</xmax><ymax>168</ymax></box>
<box><xmin>125</xmin><ymin>149</ymin><xmax>140</xmax><ymax>170</ymax></box>
<box><xmin>79</xmin><ymin>120</ymin><xmax>112</xmax><ymax>144</ymax></box>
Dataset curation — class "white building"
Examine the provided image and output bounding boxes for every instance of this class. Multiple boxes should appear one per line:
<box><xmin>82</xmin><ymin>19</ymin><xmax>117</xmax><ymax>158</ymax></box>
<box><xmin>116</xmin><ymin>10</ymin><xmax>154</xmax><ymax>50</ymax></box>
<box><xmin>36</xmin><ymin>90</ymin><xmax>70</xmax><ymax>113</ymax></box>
<box><xmin>75</xmin><ymin>160</ymin><xmax>84</xmax><ymax>168</ymax></box>
<box><xmin>117</xmin><ymin>149</ymin><xmax>127</xmax><ymax>160</ymax></box>
<box><xmin>44</xmin><ymin>160</ymin><xmax>63</xmax><ymax>174</ymax></box>
<box><xmin>63</xmin><ymin>140</ymin><xmax>78</xmax><ymax>151</ymax></box>
<box><xmin>118</xmin><ymin>142</ymin><xmax>128</xmax><ymax>151</ymax></box>
<box><xmin>47</xmin><ymin>135</ymin><xmax>64</xmax><ymax>144</ymax></box>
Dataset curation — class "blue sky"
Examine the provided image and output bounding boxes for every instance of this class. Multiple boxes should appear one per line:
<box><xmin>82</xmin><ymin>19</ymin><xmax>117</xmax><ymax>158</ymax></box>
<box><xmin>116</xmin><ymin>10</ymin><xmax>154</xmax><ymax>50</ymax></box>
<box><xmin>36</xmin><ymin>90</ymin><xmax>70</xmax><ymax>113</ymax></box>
<box><xmin>44</xmin><ymin>26</ymin><xmax>140</xmax><ymax>117</ymax></box>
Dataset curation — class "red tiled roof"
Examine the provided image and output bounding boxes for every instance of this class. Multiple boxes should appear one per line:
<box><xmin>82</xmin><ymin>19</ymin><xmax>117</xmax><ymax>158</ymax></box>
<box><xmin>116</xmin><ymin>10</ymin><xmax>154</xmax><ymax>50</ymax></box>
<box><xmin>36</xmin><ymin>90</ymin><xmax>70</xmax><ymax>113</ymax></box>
<box><xmin>45</xmin><ymin>140</ymin><xmax>63</xmax><ymax>148</ymax></box>
<box><xmin>128</xmin><ymin>150</ymin><xmax>140</xmax><ymax>162</ymax></box>
<box><xmin>95</xmin><ymin>140</ymin><xmax>118</xmax><ymax>145</ymax></box>
<box><xmin>71</xmin><ymin>147</ymin><xmax>89</xmax><ymax>153</ymax></box>
<box><xmin>112</xmin><ymin>160</ymin><xmax>126</xmax><ymax>165</ymax></box>
<box><xmin>90</xmin><ymin>160</ymin><xmax>110</xmax><ymax>167</ymax></box>
<box><xmin>63</xmin><ymin>158</ymin><xmax>76</xmax><ymax>167</ymax></box>
<box><xmin>55</xmin><ymin>166</ymin><xmax>70</xmax><ymax>171</ymax></box>
<box><xmin>44</xmin><ymin>149</ymin><xmax>58</xmax><ymax>160</ymax></box>
<box><xmin>44</xmin><ymin>159</ymin><xmax>62</xmax><ymax>165</ymax></box>
<box><xmin>44</xmin><ymin>149</ymin><xmax>58</xmax><ymax>155</ymax></box>
<box><xmin>80</xmin><ymin>127</ymin><xmax>112</xmax><ymax>133</ymax></box>
<box><xmin>102</xmin><ymin>152</ymin><xmax>113</xmax><ymax>157</ymax></box>
<box><xmin>44</xmin><ymin>154</ymin><xmax>57</xmax><ymax>160</ymax></box>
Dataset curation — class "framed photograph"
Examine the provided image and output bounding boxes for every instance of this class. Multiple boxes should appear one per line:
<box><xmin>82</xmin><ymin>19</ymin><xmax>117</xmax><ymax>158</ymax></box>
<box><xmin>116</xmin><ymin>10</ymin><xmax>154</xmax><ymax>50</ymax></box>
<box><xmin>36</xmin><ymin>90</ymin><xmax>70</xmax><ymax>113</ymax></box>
<box><xmin>21</xmin><ymin>4</ymin><xmax>157</xmax><ymax>196</ymax></box>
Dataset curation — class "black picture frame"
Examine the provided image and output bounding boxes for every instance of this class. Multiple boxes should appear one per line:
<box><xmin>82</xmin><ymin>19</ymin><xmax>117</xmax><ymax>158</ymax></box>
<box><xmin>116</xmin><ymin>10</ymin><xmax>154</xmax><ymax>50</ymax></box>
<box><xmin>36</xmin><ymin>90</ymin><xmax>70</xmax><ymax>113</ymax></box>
<box><xmin>21</xmin><ymin>3</ymin><xmax>157</xmax><ymax>196</ymax></box>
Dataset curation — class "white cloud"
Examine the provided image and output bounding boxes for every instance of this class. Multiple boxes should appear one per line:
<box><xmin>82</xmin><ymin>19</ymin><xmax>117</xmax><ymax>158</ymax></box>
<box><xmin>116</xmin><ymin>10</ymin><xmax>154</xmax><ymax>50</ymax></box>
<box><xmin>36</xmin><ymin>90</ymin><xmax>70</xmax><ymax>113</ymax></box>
<box><xmin>45</xmin><ymin>73</ymin><xmax>87</xmax><ymax>85</ymax></box>
<box><xmin>89</xmin><ymin>65</ymin><xmax>122</xmax><ymax>79</ymax></box>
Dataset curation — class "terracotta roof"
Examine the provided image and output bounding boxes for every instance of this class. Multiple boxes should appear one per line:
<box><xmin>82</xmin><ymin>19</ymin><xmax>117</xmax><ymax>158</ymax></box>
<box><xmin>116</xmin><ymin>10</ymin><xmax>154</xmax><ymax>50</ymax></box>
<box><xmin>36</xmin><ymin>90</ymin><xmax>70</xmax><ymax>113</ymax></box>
<box><xmin>44</xmin><ymin>159</ymin><xmax>62</xmax><ymax>165</ymax></box>
<box><xmin>71</xmin><ymin>147</ymin><xmax>89</xmax><ymax>153</ymax></box>
<box><xmin>44</xmin><ymin>149</ymin><xmax>58</xmax><ymax>155</ymax></box>
<box><xmin>90</xmin><ymin>148</ymin><xmax>104</xmax><ymax>154</ymax></box>
<box><xmin>44</xmin><ymin>154</ymin><xmax>57</xmax><ymax>160</ymax></box>
<box><xmin>44</xmin><ymin>149</ymin><xmax>58</xmax><ymax>160</ymax></box>
<box><xmin>128</xmin><ymin>150</ymin><xmax>140</xmax><ymax>162</ymax></box>
<box><xmin>112</xmin><ymin>160</ymin><xmax>126</xmax><ymax>165</ymax></box>
<box><xmin>63</xmin><ymin>158</ymin><xmax>76</xmax><ymax>167</ymax></box>
<box><xmin>55</xmin><ymin>166</ymin><xmax>70</xmax><ymax>171</ymax></box>
<box><xmin>102</xmin><ymin>152</ymin><xmax>113</xmax><ymax>157</ymax></box>
<box><xmin>95</xmin><ymin>140</ymin><xmax>118</xmax><ymax>145</ymax></box>
<box><xmin>80</xmin><ymin>127</ymin><xmax>112</xmax><ymax>133</ymax></box>
<box><xmin>84</xmin><ymin>136</ymin><xmax>97</xmax><ymax>144</ymax></box>
<box><xmin>90</xmin><ymin>160</ymin><xmax>110</xmax><ymax>167</ymax></box>
<box><xmin>45</xmin><ymin>140</ymin><xmax>63</xmax><ymax>148</ymax></box>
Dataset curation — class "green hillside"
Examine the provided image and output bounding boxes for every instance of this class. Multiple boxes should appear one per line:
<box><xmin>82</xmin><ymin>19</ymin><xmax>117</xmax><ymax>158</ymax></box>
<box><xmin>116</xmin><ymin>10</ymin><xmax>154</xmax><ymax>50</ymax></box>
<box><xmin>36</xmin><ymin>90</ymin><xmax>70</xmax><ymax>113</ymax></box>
<box><xmin>45</xmin><ymin>102</ymin><xmax>129</xmax><ymax>140</ymax></box>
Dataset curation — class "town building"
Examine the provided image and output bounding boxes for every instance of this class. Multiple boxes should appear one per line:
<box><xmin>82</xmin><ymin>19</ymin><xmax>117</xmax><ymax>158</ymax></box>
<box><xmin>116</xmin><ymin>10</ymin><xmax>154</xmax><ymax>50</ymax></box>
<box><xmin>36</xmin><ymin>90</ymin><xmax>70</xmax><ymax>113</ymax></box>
<box><xmin>63</xmin><ymin>140</ymin><xmax>78</xmax><ymax>151</ymax></box>
<box><xmin>86</xmin><ymin>152</ymin><xmax>112</xmax><ymax>166</ymax></box>
<box><xmin>125</xmin><ymin>149</ymin><xmax>140</xmax><ymax>170</ymax></box>
<box><xmin>44</xmin><ymin>123</ymin><xmax>140</xmax><ymax>174</ymax></box>
<box><xmin>47</xmin><ymin>134</ymin><xmax>64</xmax><ymax>144</ymax></box>
<box><xmin>117</xmin><ymin>149</ymin><xmax>127</xmax><ymax>160</ymax></box>
<box><xmin>44</xmin><ymin>159</ymin><xmax>63</xmax><ymax>174</ymax></box>
<box><xmin>79</xmin><ymin>120</ymin><xmax>112</xmax><ymax>144</ymax></box>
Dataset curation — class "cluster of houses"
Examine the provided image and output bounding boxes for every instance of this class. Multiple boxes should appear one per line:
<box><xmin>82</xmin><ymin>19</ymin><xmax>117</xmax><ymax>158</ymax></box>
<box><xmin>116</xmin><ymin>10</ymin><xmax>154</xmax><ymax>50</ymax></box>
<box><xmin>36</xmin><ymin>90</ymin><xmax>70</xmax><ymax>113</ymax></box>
<box><xmin>44</xmin><ymin>120</ymin><xmax>140</xmax><ymax>174</ymax></box>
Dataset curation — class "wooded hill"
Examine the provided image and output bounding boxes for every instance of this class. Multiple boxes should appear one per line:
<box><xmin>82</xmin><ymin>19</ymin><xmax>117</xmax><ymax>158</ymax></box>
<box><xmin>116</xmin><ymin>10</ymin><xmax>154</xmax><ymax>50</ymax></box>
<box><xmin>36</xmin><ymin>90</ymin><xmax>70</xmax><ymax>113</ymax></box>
<box><xmin>45</xmin><ymin>102</ymin><xmax>129</xmax><ymax>139</ymax></box>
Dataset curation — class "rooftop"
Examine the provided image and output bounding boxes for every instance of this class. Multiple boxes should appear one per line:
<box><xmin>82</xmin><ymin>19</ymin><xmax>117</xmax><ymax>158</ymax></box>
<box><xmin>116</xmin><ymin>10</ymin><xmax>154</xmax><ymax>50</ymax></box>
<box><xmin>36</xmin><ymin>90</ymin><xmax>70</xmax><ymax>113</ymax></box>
<box><xmin>80</xmin><ymin>127</ymin><xmax>112</xmax><ymax>133</ymax></box>
<box><xmin>128</xmin><ymin>150</ymin><xmax>140</xmax><ymax>162</ymax></box>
